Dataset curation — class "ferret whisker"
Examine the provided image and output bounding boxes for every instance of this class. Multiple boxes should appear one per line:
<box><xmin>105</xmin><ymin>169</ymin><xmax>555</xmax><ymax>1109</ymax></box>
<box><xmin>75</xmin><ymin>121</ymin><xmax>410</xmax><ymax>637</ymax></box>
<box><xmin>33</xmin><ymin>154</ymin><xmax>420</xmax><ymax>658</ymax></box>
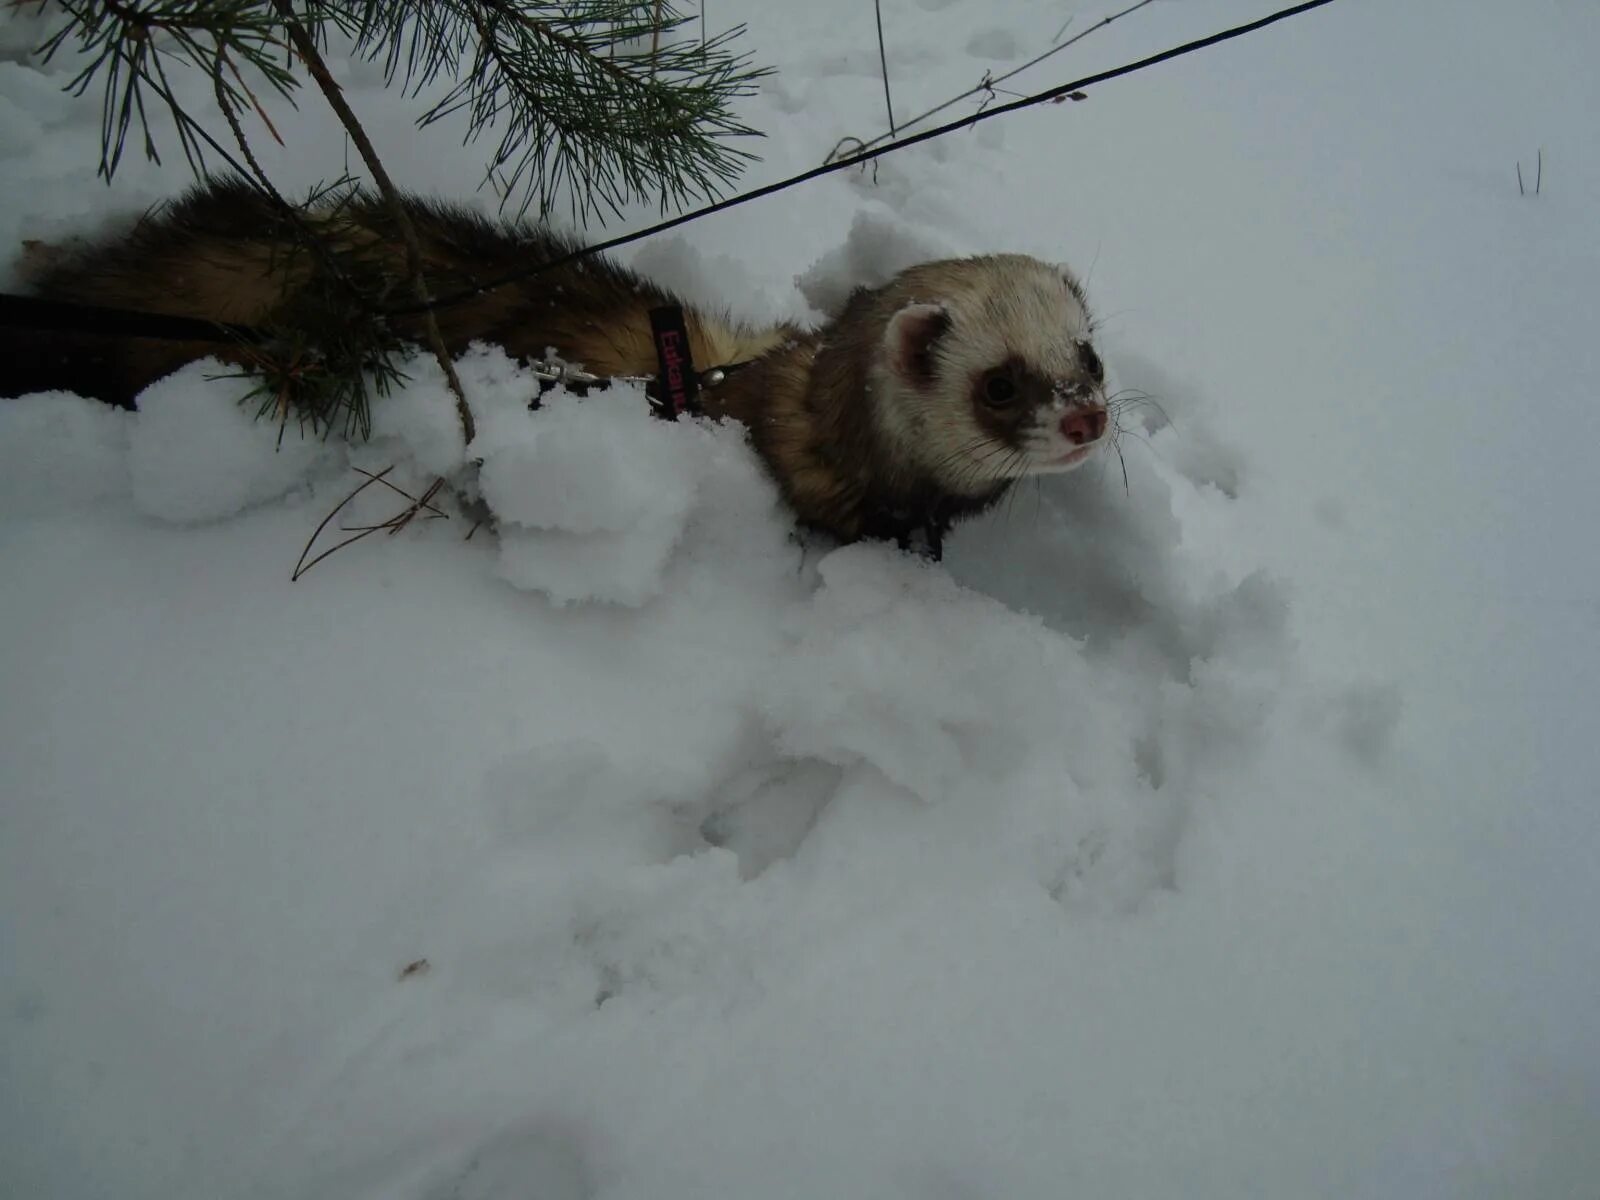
<box><xmin>1001</xmin><ymin>453</ymin><xmax>1030</xmax><ymax>522</ymax></box>
<box><xmin>1107</xmin><ymin>391</ymin><xmax>1172</xmax><ymax>429</ymax></box>
<box><xmin>1111</xmin><ymin>408</ymin><xmax>1164</xmax><ymax>460</ymax></box>
<box><xmin>1118</xmin><ymin>427</ymin><xmax>1157</xmax><ymax>450</ymax></box>
<box><xmin>927</xmin><ymin>436</ymin><xmax>1007</xmax><ymax>476</ymax></box>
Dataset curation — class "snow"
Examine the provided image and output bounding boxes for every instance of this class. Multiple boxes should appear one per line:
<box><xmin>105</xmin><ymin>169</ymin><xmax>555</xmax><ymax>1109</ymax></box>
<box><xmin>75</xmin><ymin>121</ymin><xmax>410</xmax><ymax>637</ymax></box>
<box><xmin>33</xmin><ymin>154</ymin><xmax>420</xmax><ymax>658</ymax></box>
<box><xmin>127</xmin><ymin>362</ymin><xmax>344</xmax><ymax>524</ymax></box>
<box><xmin>4</xmin><ymin>1</ymin><xmax>1600</xmax><ymax>1198</ymax></box>
<box><xmin>483</xmin><ymin>388</ymin><xmax>702</xmax><ymax>604</ymax></box>
<box><xmin>0</xmin><ymin>390</ymin><xmax>132</xmax><ymax>514</ymax></box>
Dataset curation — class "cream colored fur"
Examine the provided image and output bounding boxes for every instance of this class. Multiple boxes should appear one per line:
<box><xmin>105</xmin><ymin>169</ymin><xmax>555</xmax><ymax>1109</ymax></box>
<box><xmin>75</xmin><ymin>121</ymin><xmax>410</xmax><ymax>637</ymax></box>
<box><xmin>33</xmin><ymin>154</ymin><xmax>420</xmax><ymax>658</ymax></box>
<box><xmin>868</xmin><ymin>255</ymin><xmax>1103</xmax><ymax>495</ymax></box>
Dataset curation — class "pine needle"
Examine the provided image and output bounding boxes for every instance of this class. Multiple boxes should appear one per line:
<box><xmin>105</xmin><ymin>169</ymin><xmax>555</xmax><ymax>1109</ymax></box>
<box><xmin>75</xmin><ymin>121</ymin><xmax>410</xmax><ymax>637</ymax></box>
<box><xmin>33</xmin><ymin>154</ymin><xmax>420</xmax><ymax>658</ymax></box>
<box><xmin>291</xmin><ymin>465</ymin><xmax>449</xmax><ymax>581</ymax></box>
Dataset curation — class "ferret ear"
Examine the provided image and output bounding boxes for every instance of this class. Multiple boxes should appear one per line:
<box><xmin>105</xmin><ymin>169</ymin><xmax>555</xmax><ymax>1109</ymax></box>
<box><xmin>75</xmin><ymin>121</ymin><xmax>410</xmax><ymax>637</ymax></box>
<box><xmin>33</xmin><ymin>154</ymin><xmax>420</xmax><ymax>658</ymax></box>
<box><xmin>1061</xmin><ymin>271</ymin><xmax>1088</xmax><ymax>309</ymax></box>
<box><xmin>884</xmin><ymin>302</ymin><xmax>951</xmax><ymax>385</ymax></box>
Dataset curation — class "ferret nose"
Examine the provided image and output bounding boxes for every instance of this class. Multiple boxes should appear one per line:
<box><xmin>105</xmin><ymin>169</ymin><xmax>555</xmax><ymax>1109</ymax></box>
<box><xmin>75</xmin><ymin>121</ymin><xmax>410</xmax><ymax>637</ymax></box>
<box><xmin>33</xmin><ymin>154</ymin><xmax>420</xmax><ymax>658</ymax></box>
<box><xmin>1061</xmin><ymin>405</ymin><xmax>1107</xmax><ymax>445</ymax></box>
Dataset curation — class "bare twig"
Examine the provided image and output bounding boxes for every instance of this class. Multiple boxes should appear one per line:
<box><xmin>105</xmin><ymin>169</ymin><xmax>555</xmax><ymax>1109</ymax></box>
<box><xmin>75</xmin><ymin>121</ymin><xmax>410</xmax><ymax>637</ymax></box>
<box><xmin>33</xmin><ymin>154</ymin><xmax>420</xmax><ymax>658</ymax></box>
<box><xmin>338</xmin><ymin>468</ymin><xmax>450</xmax><ymax>535</ymax></box>
<box><xmin>824</xmin><ymin>134</ymin><xmax>879</xmax><ymax>184</ymax></box>
<box><xmin>364</xmin><ymin>473</ymin><xmax>447</xmax><ymax>537</ymax></box>
<box><xmin>292</xmin><ymin>465</ymin><xmax>393</xmax><ymax>580</ymax></box>
<box><xmin>293</xmin><ymin>466</ymin><xmax>450</xmax><ymax>581</ymax></box>
<box><xmin>829</xmin><ymin>0</ymin><xmax>1159</xmax><ymax>163</ymax></box>
<box><xmin>826</xmin><ymin>134</ymin><xmax>868</xmax><ymax>161</ymax></box>
<box><xmin>271</xmin><ymin>2</ymin><xmax>477</xmax><ymax>448</ymax></box>
<box><xmin>1517</xmin><ymin>148</ymin><xmax>1544</xmax><ymax>197</ymax></box>
<box><xmin>874</xmin><ymin>0</ymin><xmax>896</xmax><ymax>136</ymax></box>
<box><xmin>354</xmin><ymin>467</ymin><xmax>449</xmax><ymax>517</ymax></box>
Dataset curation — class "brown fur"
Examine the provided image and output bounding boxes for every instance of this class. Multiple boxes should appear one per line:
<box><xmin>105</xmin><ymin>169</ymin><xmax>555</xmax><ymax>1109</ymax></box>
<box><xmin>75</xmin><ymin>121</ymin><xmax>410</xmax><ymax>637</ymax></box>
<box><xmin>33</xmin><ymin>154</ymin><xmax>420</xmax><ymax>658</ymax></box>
<box><xmin>7</xmin><ymin>179</ymin><xmax>788</xmax><ymax>404</ymax></box>
<box><xmin>706</xmin><ymin>286</ymin><xmax>999</xmax><ymax>544</ymax></box>
<box><xmin>7</xmin><ymin>179</ymin><xmax>1106</xmax><ymax>547</ymax></box>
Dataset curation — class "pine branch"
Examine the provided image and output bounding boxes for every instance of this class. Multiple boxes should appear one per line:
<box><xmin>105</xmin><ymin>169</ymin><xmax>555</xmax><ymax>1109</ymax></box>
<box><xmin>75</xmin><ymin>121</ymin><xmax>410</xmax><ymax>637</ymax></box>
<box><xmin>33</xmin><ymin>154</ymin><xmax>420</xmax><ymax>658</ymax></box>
<box><xmin>272</xmin><ymin>0</ymin><xmax>476</xmax><ymax>446</ymax></box>
<box><xmin>37</xmin><ymin>1</ymin><xmax>772</xmax><ymax>222</ymax></box>
<box><xmin>32</xmin><ymin>1</ymin><xmax>776</xmax><ymax>444</ymax></box>
<box><xmin>207</xmin><ymin>59</ymin><xmax>411</xmax><ymax>442</ymax></box>
<box><xmin>41</xmin><ymin>0</ymin><xmax>301</xmax><ymax>180</ymax></box>
<box><xmin>211</xmin><ymin>45</ymin><xmax>278</xmax><ymax>187</ymax></box>
<box><xmin>332</xmin><ymin>0</ymin><xmax>773</xmax><ymax>219</ymax></box>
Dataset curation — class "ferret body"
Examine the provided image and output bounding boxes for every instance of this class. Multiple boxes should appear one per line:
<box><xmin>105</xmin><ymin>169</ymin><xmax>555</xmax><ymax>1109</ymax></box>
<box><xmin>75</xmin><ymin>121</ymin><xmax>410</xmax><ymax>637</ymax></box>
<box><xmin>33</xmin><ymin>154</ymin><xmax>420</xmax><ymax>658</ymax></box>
<box><xmin>8</xmin><ymin>180</ymin><xmax>1111</xmax><ymax>546</ymax></box>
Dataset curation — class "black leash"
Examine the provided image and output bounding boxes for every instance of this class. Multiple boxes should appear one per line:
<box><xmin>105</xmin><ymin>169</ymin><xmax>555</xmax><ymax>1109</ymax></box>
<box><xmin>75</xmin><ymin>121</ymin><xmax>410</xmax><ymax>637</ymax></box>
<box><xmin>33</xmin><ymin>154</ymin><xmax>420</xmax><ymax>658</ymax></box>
<box><xmin>3</xmin><ymin>293</ymin><xmax>745</xmax><ymax>426</ymax></box>
<box><xmin>390</xmin><ymin>0</ymin><xmax>1339</xmax><ymax>318</ymax></box>
<box><xmin>1</xmin><ymin>288</ymin><xmax>943</xmax><ymax>559</ymax></box>
<box><xmin>0</xmin><ymin>292</ymin><xmax>258</xmax><ymax>344</ymax></box>
<box><xmin>0</xmin><ymin>0</ymin><xmax>1341</xmax><ymax>346</ymax></box>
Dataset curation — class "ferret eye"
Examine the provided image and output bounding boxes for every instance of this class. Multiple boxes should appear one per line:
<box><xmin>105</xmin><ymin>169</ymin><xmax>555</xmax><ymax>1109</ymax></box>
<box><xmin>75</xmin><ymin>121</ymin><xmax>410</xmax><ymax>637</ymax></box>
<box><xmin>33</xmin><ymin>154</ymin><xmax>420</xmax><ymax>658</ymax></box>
<box><xmin>983</xmin><ymin>373</ymin><xmax>1018</xmax><ymax>407</ymax></box>
<box><xmin>1079</xmin><ymin>342</ymin><xmax>1104</xmax><ymax>383</ymax></box>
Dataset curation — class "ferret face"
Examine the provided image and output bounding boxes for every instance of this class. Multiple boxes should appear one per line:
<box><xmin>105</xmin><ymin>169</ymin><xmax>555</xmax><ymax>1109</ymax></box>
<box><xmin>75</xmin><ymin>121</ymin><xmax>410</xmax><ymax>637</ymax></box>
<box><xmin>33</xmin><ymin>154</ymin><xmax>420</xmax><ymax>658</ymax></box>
<box><xmin>875</xmin><ymin>255</ymin><xmax>1109</xmax><ymax>495</ymax></box>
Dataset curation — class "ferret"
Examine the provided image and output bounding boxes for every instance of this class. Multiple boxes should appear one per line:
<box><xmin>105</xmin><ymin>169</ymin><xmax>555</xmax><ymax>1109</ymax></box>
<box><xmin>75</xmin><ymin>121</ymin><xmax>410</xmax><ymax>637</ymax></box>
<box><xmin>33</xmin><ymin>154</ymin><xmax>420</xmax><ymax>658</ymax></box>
<box><xmin>7</xmin><ymin>179</ymin><xmax>1111</xmax><ymax>549</ymax></box>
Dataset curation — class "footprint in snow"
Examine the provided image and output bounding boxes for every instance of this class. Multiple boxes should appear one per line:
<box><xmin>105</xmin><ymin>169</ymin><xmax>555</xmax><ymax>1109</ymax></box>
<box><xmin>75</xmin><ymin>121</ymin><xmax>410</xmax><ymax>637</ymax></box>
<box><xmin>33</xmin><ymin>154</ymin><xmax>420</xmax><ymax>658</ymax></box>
<box><xmin>431</xmin><ymin>1122</ymin><xmax>594</xmax><ymax>1200</ymax></box>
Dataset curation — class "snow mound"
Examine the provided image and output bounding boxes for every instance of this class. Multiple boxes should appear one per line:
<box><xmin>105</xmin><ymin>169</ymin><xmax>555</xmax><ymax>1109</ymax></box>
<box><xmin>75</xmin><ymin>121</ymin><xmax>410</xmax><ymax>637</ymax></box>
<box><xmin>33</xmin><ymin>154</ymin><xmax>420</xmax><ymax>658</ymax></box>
<box><xmin>479</xmin><ymin>385</ymin><xmax>780</xmax><ymax>607</ymax></box>
<box><xmin>127</xmin><ymin>361</ymin><xmax>342</xmax><ymax>523</ymax></box>
<box><xmin>6</xmin><ymin>0</ymin><xmax>1599</xmax><ymax>1192</ymax></box>
<box><xmin>0</xmin><ymin>391</ymin><xmax>132</xmax><ymax>514</ymax></box>
<box><xmin>628</xmin><ymin>234</ymin><xmax>794</xmax><ymax>332</ymax></box>
<box><xmin>766</xmin><ymin>545</ymin><xmax>1116</xmax><ymax>803</ymax></box>
<box><xmin>494</xmin><ymin>518</ymin><xmax>683</xmax><ymax>608</ymax></box>
<box><xmin>479</xmin><ymin>388</ymin><xmax>694</xmax><ymax>538</ymax></box>
<box><xmin>796</xmin><ymin>208</ymin><xmax>962</xmax><ymax>317</ymax></box>
<box><xmin>360</xmin><ymin>352</ymin><xmax>470</xmax><ymax>479</ymax></box>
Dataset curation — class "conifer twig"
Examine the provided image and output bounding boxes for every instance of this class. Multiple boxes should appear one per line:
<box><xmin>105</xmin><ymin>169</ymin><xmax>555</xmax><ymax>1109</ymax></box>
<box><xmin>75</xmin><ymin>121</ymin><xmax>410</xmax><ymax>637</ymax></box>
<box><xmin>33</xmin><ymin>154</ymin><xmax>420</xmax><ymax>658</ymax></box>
<box><xmin>271</xmin><ymin>1</ymin><xmax>477</xmax><ymax>448</ymax></box>
<box><xmin>339</xmin><ymin>0</ymin><xmax>771</xmax><ymax>221</ymax></box>
<box><xmin>223</xmin><ymin>48</ymin><xmax>284</xmax><ymax>148</ymax></box>
<box><xmin>211</xmin><ymin>47</ymin><xmax>278</xmax><ymax>196</ymax></box>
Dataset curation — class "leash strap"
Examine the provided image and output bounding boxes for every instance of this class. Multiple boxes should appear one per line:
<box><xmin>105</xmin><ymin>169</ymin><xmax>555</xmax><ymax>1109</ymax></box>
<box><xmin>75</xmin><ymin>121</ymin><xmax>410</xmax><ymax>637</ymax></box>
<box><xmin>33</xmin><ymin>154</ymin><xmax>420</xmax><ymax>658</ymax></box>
<box><xmin>0</xmin><ymin>292</ymin><xmax>254</xmax><ymax>343</ymax></box>
<box><xmin>4</xmin><ymin>292</ymin><xmax>738</xmax><ymax>422</ymax></box>
<box><xmin>647</xmin><ymin>305</ymin><xmax>700</xmax><ymax>419</ymax></box>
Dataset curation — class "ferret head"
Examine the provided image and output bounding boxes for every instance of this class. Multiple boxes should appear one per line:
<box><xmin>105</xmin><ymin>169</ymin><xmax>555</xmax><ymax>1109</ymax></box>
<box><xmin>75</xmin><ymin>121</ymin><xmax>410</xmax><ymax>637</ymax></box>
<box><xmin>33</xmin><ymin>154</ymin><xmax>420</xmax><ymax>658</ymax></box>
<box><xmin>868</xmin><ymin>254</ymin><xmax>1108</xmax><ymax>495</ymax></box>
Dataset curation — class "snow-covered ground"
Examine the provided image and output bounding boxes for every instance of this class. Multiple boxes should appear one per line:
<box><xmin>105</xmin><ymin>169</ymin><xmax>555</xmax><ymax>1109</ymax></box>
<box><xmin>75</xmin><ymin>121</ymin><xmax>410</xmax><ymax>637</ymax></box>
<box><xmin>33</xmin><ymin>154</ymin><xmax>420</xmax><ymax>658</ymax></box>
<box><xmin>3</xmin><ymin>1</ymin><xmax>1598</xmax><ymax>1196</ymax></box>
